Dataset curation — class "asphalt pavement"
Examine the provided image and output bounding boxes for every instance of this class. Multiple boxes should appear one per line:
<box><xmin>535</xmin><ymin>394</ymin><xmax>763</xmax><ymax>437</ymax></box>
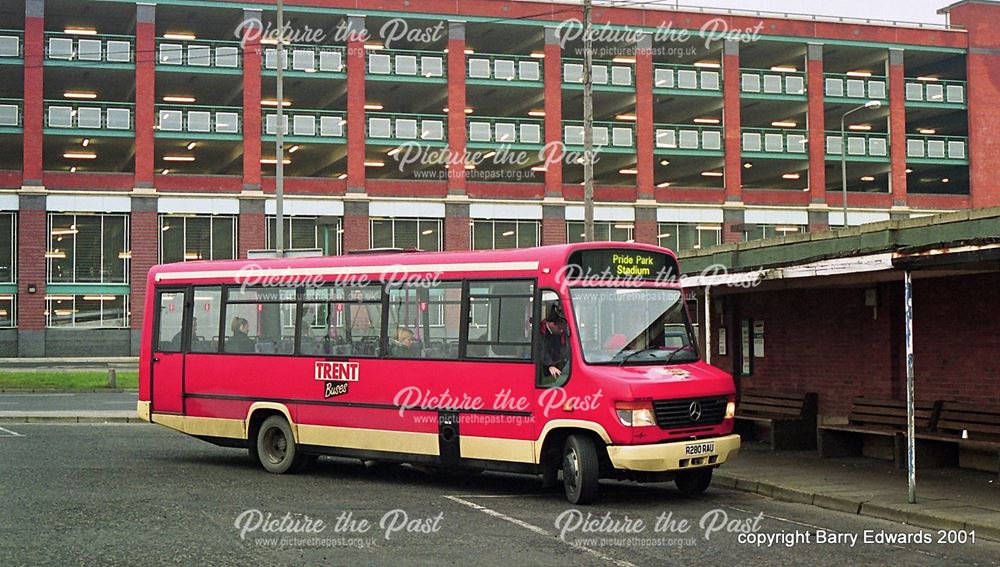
<box><xmin>1</xmin><ymin>424</ymin><xmax>998</xmax><ymax>566</ymax></box>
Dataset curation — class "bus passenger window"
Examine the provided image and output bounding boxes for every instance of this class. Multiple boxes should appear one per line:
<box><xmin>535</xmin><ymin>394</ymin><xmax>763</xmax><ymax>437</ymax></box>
<box><xmin>223</xmin><ymin>287</ymin><xmax>297</xmax><ymax>354</ymax></box>
<box><xmin>465</xmin><ymin>281</ymin><xmax>534</xmax><ymax>360</ymax></box>
<box><xmin>156</xmin><ymin>291</ymin><xmax>185</xmax><ymax>352</ymax></box>
<box><xmin>190</xmin><ymin>287</ymin><xmax>221</xmax><ymax>353</ymax></box>
<box><xmin>301</xmin><ymin>285</ymin><xmax>382</xmax><ymax>357</ymax></box>
<box><xmin>387</xmin><ymin>282</ymin><xmax>461</xmax><ymax>359</ymax></box>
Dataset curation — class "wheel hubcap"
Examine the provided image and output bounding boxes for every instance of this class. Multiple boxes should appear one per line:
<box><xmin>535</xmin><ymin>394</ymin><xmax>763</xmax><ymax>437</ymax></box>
<box><xmin>565</xmin><ymin>449</ymin><xmax>580</xmax><ymax>492</ymax></box>
<box><xmin>263</xmin><ymin>427</ymin><xmax>287</xmax><ymax>464</ymax></box>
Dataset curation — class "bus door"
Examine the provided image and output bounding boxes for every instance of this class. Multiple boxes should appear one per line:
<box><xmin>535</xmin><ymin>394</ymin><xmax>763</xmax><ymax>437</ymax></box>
<box><xmin>151</xmin><ymin>288</ymin><xmax>188</xmax><ymax>414</ymax></box>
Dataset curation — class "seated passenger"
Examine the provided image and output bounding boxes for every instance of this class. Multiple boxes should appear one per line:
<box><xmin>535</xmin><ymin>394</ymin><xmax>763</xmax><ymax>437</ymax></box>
<box><xmin>226</xmin><ymin>317</ymin><xmax>255</xmax><ymax>353</ymax></box>
<box><xmin>389</xmin><ymin>327</ymin><xmax>420</xmax><ymax>358</ymax></box>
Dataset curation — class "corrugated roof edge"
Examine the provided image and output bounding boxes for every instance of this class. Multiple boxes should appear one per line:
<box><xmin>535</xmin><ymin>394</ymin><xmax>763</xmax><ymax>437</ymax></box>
<box><xmin>677</xmin><ymin>206</ymin><xmax>1000</xmax><ymax>275</ymax></box>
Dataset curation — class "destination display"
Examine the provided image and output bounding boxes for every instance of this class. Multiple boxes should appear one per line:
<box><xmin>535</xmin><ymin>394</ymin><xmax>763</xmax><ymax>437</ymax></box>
<box><xmin>565</xmin><ymin>249</ymin><xmax>679</xmax><ymax>282</ymax></box>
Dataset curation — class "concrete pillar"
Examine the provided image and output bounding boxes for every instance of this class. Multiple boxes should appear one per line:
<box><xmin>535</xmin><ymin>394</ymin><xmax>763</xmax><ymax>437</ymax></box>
<box><xmin>346</xmin><ymin>16</ymin><xmax>367</xmax><ymax>193</ymax></box>
<box><xmin>241</xmin><ymin>9</ymin><xmax>263</xmax><ymax>192</ymax></box>
<box><xmin>447</xmin><ymin>22</ymin><xmax>467</xmax><ymax>194</ymax></box>
<box><xmin>635</xmin><ymin>34</ymin><xmax>654</xmax><ymax>201</ymax></box>
<box><xmin>17</xmin><ymin>194</ymin><xmax>45</xmax><ymax>356</ymax></box>
<box><xmin>444</xmin><ymin>203</ymin><xmax>470</xmax><ymax>250</ymax></box>
<box><xmin>134</xmin><ymin>3</ymin><xmax>156</xmax><ymax>189</ymax></box>
<box><xmin>722</xmin><ymin>40</ymin><xmax>742</xmax><ymax>203</ymax></box>
<box><xmin>543</xmin><ymin>28</ymin><xmax>563</xmax><ymax>198</ymax></box>
<box><xmin>888</xmin><ymin>48</ymin><xmax>908</xmax><ymax>207</ymax></box>
<box><xmin>22</xmin><ymin>0</ymin><xmax>44</xmax><ymax>186</ymax></box>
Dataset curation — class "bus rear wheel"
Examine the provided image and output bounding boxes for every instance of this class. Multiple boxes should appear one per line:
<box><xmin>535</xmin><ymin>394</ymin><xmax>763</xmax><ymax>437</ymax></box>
<box><xmin>256</xmin><ymin>415</ymin><xmax>309</xmax><ymax>474</ymax></box>
<box><xmin>562</xmin><ymin>434</ymin><xmax>600</xmax><ymax>505</ymax></box>
<box><xmin>675</xmin><ymin>468</ymin><xmax>713</xmax><ymax>496</ymax></box>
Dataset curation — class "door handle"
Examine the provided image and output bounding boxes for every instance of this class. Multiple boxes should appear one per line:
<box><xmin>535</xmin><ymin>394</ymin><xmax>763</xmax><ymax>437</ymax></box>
<box><xmin>153</xmin><ymin>356</ymin><xmax>160</xmax><ymax>363</ymax></box>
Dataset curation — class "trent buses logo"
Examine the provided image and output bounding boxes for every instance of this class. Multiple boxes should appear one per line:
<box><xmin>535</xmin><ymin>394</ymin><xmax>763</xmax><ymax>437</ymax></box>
<box><xmin>314</xmin><ymin>361</ymin><xmax>360</xmax><ymax>382</ymax></box>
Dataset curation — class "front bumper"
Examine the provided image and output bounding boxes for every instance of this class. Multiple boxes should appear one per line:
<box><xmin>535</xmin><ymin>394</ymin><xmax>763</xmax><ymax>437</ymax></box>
<box><xmin>606</xmin><ymin>433</ymin><xmax>740</xmax><ymax>472</ymax></box>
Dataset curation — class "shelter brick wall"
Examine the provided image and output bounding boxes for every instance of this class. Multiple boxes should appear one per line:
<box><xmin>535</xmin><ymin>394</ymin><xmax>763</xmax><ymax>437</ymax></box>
<box><xmin>710</xmin><ymin>272</ymin><xmax>1000</xmax><ymax>418</ymax></box>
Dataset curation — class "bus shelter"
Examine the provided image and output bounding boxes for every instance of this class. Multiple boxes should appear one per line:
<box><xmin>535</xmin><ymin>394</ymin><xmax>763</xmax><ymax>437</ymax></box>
<box><xmin>678</xmin><ymin>207</ymin><xmax>1000</xmax><ymax>501</ymax></box>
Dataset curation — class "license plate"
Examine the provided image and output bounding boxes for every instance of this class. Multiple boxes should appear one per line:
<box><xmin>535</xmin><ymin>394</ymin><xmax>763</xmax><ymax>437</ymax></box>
<box><xmin>684</xmin><ymin>442</ymin><xmax>715</xmax><ymax>456</ymax></box>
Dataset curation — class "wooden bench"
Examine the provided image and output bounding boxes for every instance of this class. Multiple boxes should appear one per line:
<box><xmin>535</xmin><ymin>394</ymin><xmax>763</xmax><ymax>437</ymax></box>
<box><xmin>817</xmin><ymin>398</ymin><xmax>940</xmax><ymax>466</ymax></box>
<box><xmin>917</xmin><ymin>402</ymin><xmax>1000</xmax><ymax>477</ymax></box>
<box><xmin>735</xmin><ymin>390</ymin><xmax>818</xmax><ymax>450</ymax></box>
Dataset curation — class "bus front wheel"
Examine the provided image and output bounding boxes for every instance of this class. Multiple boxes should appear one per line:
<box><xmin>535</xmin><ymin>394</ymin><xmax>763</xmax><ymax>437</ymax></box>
<box><xmin>256</xmin><ymin>415</ymin><xmax>309</xmax><ymax>474</ymax></box>
<box><xmin>562</xmin><ymin>434</ymin><xmax>600</xmax><ymax>505</ymax></box>
<box><xmin>675</xmin><ymin>468</ymin><xmax>713</xmax><ymax>496</ymax></box>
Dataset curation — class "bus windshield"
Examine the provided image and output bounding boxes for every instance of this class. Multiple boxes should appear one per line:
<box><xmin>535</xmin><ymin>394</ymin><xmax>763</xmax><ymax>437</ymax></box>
<box><xmin>569</xmin><ymin>287</ymin><xmax>698</xmax><ymax>365</ymax></box>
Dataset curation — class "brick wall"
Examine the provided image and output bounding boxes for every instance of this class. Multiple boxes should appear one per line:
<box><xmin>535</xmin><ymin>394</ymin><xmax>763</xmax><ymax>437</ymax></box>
<box><xmin>443</xmin><ymin>207</ymin><xmax>469</xmax><ymax>251</ymax></box>
<box><xmin>16</xmin><ymin>201</ymin><xmax>45</xmax><ymax>330</ymax></box>
<box><xmin>129</xmin><ymin>207</ymin><xmax>158</xmax><ymax>330</ymax></box>
<box><xmin>237</xmin><ymin>212</ymin><xmax>265</xmax><ymax>258</ymax></box>
<box><xmin>541</xmin><ymin>217</ymin><xmax>565</xmax><ymax>246</ymax></box>
<box><xmin>341</xmin><ymin>202</ymin><xmax>369</xmax><ymax>253</ymax></box>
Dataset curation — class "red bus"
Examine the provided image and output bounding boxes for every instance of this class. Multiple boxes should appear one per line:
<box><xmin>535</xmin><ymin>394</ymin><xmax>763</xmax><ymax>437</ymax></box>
<box><xmin>138</xmin><ymin>243</ymin><xmax>739</xmax><ymax>504</ymax></box>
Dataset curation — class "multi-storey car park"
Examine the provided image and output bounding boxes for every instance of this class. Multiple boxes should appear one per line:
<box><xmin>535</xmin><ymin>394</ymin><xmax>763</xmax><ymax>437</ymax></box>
<box><xmin>0</xmin><ymin>0</ymin><xmax>997</xmax><ymax>356</ymax></box>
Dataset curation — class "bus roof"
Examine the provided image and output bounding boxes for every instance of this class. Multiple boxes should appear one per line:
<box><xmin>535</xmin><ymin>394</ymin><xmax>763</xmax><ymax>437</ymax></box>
<box><xmin>149</xmin><ymin>242</ymin><xmax>679</xmax><ymax>285</ymax></box>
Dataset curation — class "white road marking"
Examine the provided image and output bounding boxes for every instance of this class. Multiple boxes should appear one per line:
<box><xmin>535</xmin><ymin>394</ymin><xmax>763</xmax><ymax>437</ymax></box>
<box><xmin>445</xmin><ymin>495</ymin><xmax>639</xmax><ymax>567</ymax></box>
<box><xmin>0</xmin><ymin>425</ymin><xmax>24</xmax><ymax>437</ymax></box>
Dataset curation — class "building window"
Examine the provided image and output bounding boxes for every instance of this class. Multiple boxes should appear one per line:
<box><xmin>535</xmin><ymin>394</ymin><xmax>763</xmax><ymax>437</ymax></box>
<box><xmin>657</xmin><ymin>223</ymin><xmax>722</xmax><ymax>251</ymax></box>
<box><xmin>370</xmin><ymin>218</ymin><xmax>442</xmax><ymax>251</ymax></box>
<box><xmin>159</xmin><ymin>215</ymin><xmax>237</xmax><ymax>263</ymax></box>
<box><xmin>566</xmin><ymin>221</ymin><xmax>633</xmax><ymax>244</ymax></box>
<box><xmin>471</xmin><ymin>220</ymin><xmax>540</xmax><ymax>250</ymax></box>
<box><xmin>47</xmin><ymin>214</ymin><xmax>129</xmax><ymax>283</ymax></box>
<box><xmin>266</xmin><ymin>216</ymin><xmax>342</xmax><ymax>255</ymax></box>
<box><xmin>0</xmin><ymin>293</ymin><xmax>14</xmax><ymax>328</ymax></box>
<box><xmin>0</xmin><ymin>212</ymin><xmax>14</xmax><ymax>283</ymax></box>
<box><xmin>45</xmin><ymin>294</ymin><xmax>129</xmax><ymax>328</ymax></box>
<box><xmin>743</xmin><ymin>224</ymin><xmax>807</xmax><ymax>242</ymax></box>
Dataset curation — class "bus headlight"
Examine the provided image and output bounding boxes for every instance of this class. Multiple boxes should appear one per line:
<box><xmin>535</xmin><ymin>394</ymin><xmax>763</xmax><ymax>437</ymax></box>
<box><xmin>725</xmin><ymin>400</ymin><xmax>736</xmax><ymax>419</ymax></box>
<box><xmin>615</xmin><ymin>401</ymin><xmax>657</xmax><ymax>427</ymax></box>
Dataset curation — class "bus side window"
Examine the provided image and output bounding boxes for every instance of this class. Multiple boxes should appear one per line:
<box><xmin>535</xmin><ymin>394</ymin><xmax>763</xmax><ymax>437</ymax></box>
<box><xmin>190</xmin><ymin>287</ymin><xmax>221</xmax><ymax>353</ymax></box>
<box><xmin>156</xmin><ymin>291</ymin><xmax>185</xmax><ymax>353</ymax></box>
<box><xmin>465</xmin><ymin>281</ymin><xmax>534</xmax><ymax>360</ymax></box>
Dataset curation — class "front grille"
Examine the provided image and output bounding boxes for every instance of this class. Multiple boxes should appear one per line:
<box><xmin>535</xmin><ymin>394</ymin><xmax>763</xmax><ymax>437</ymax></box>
<box><xmin>652</xmin><ymin>396</ymin><xmax>727</xmax><ymax>430</ymax></box>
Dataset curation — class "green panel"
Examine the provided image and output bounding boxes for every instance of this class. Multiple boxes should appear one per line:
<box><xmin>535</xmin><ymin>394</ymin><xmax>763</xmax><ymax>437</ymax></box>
<box><xmin>562</xmin><ymin>84</ymin><xmax>634</xmax><ymax>93</ymax></box>
<box><xmin>0</xmin><ymin>58</ymin><xmax>23</xmax><ymax>66</ymax></box>
<box><xmin>466</xmin><ymin>142</ymin><xmax>542</xmax><ymax>152</ymax></box>
<box><xmin>44</xmin><ymin>128</ymin><xmax>135</xmax><ymax>138</ymax></box>
<box><xmin>262</xmin><ymin>135</ymin><xmax>345</xmax><ymax>145</ymax></box>
<box><xmin>0</xmin><ymin>127</ymin><xmax>21</xmax><ymax>135</ymax></box>
<box><xmin>365</xmin><ymin>138</ymin><xmax>447</xmax><ymax>147</ymax></box>
<box><xmin>825</xmin><ymin>96</ymin><xmax>888</xmax><ymax>105</ymax></box>
<box><xmin>155</xmin><ymin>131</ymin><xmax>243</xmax><ymax>141</ymax></box>
<box><xmin>907</xmin><ymin>158</ymin><xmax>968</xmax><ymax>166</ymax></box>
<box><xmin>824</xmin><ymin>155</ymin><xmax>891</xmax><ymax>163</ymax></box>
<box><xmin>652</xmin><ymin>88</ymin><xmax>722</xmax><ymax>98</ymax></box>
<box><xmin>45</xmin><ymin>283</ymin><xmax>132</xmax><ymax>295</ymax></box>
<box><xmin>262</xmin><ymin>70</ymin><xmax>346</xmax><ymax>80</ymax></box>
<box><xmin>741</xmin><ymin>93</ymin><xmax>808</xmax><ymax>102</ymax></box>
<box><xmin>652</xmin><ymin>148</ymin><xmax>724</xmax><ymax>158</ymax></box>
<box><xmin>44</xmin><ymin>61</ymin><xmax>135</xmax><ymax>71</ymax></box>
<box><xmin>0</xmin><ymin>284</ymin><xmax>16</xmax><ymax>294</ymax></box>
<box><xmin>562</xmin><ymin>145</ymin><xmax>635</xmax><ymax>154</ymax></box>
<box><xmin>905</xmin><ymin>101</ymin><xmax>966</xmax><ymax>110</ymax></box>
<box><xmin>366</xmin><ymin>75</ymin><xmax>446</xmax><ymax>84</ymax></box>
<box><xmin>157</xmin><ymin>65</ymin><xmax>242</xmax><ymax>76</ymax></box>
<box><xmin>741</xmin><ymin>152</ymin><xmax>808</xmax><ymax>160</ymax></box>
<box><xmin>466</xmin><ymin>79</ymin><xmax>543</xmax><ymax>89</ymax></box>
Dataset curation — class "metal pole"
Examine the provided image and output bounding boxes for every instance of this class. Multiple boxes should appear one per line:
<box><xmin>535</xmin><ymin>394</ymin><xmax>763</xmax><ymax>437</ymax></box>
<box><xmin>582</xmin><ymin>0</ymin><xmax>595</xmax><ymax>242</ymax></box>
<box><xmin>905</xmin><ymin>270</ymin><xmax>916</xmax><ymax>504</ymax></box>
<box><xmin>704</xmin><ymin>287</ymin><xmax>712</xmax><ymax>365</ymax></box>
<box><xmin>840</xmin><ymin>112</ymin><xmax>848</xmax><ymax>228</ymax></box>
<box><xmin>275</xmin><ymin>0</ymin><xmax>286</xmax><ymax>257</ymax></box>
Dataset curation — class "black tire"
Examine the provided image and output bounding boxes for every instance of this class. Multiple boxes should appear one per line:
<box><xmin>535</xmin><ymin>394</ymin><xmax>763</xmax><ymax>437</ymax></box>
<box><xmin>256</xmin><ymin>415</ymin><xmax>306</xmax><ymax>474</ymax></box>
<box><xmin>562</xmin><ymin>434</ymin><xmax>600</xmax><ymax>504</ymax></box>
<box><xmin>540</xmin><ymin>462</ymin><xmax>559</xmax><ymax>490</ymax></box>
<box><xmin>675</xmin><ymin>468</ymin><xmax>713</xmax><ymax>496</ymax></box>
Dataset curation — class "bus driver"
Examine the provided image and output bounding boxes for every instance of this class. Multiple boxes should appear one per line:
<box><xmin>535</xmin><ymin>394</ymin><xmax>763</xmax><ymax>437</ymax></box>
<box><xmin>541</xmin><ymin>303</ymin><xmax>569</xmax><ymax>382</ymax></box>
